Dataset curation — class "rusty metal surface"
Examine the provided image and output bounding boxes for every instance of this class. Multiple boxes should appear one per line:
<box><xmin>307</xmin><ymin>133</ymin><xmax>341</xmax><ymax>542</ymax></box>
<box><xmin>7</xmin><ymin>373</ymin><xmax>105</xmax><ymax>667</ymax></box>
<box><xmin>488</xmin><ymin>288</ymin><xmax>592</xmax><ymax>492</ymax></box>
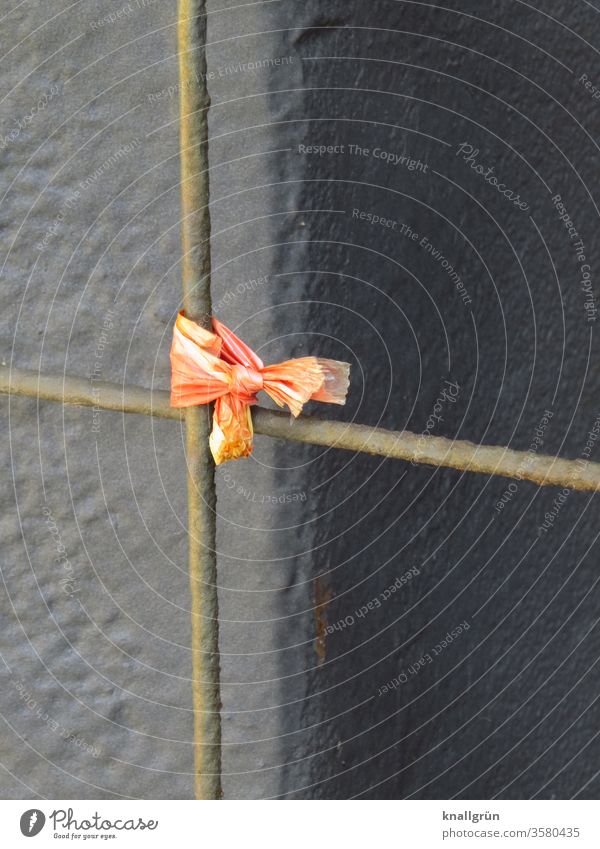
<box><xmin>3</xmin><ymin>365</ymin><xmax>600</xmax><ymax>493</ymax></box>
<box><xmin>177</xmin><ymin>0</ymin><xmax>222</xmax><ymax>800</ymax></box>
<box><xmin>2</xmin><ymin>0</ymin><xmax>600</xmax><ymax>801</ymax></box>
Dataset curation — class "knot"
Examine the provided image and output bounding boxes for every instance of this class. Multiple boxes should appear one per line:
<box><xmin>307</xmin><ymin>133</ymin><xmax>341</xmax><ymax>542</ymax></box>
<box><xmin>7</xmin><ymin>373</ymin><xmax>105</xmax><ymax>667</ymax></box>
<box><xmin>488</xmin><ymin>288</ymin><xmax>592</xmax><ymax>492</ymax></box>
<box><xmin>229</xmin><ymin>363</ymin><xmax>263</xmax><ymax>401</ymax></box>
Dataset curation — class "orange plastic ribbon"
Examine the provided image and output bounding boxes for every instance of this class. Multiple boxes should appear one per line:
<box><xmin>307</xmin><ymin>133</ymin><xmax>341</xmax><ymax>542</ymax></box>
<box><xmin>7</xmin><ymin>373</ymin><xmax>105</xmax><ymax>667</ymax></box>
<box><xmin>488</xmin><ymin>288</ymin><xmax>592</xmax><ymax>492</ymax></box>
<box><xmin>170</xmin><ymin>312</ymin><xmax>351</xmax><ymax>464</ymax></box>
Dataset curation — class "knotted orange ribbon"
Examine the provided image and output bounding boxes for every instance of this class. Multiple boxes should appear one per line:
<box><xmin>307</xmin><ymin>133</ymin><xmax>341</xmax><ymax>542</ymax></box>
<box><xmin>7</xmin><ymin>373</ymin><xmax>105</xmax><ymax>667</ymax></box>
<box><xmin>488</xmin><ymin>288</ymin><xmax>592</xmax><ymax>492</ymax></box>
<box><xmin>170</xmin><ymin>312</ymin><xmax>351</xmax><ymax>464</ymax></box>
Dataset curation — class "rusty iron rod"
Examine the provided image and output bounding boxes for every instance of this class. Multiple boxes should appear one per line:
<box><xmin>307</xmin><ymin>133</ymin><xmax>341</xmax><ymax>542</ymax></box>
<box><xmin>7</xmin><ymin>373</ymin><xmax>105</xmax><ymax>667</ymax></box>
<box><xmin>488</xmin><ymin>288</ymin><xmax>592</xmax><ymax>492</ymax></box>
<box><xmin>2</xmin><ymin>365</ymin><xmax>600</xmax><ymax>493</ymax></box>
<box><xmin>177</xmin><ymin>0</ymin><xmax>221</xmax><ymax>800</ymax></box>
<box><xmin>0</xmin><ymin>366</ymin><xmax>182</xmax><ymax>420</ymax></box>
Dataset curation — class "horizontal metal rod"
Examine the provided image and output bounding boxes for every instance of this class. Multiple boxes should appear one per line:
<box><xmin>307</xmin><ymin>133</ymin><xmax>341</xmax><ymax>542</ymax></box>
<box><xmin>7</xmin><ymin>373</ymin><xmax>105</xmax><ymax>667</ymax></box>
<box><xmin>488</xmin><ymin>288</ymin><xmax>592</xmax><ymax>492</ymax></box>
<box><xmin>0</xmin><ymin>365</ymin><xmax>182</xmax><ymax>420</ymax></box>
<box><xmin>1</xmin><ymin>364</ymin><xmax>599</xmax><ymax>492</ymax></box>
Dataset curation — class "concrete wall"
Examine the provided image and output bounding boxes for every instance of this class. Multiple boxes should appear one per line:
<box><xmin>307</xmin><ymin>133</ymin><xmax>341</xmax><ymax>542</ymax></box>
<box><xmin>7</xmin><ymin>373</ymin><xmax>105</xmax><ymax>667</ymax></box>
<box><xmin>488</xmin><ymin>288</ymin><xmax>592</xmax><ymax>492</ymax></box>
<box><xmin>1</xmin><ymin>0</ymin><xmax>599</xmax><ymax>799</ymax></box>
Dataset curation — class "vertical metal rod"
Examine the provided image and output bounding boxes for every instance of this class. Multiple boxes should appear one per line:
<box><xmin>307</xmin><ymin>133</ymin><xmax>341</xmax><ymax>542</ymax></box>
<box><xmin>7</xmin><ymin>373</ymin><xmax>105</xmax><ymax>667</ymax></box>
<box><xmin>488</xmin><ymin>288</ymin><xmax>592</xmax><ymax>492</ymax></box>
<box><xmin>177</xmin><ymin>0</ymin><xmax>222</xmax><ymax>800</ymax></box>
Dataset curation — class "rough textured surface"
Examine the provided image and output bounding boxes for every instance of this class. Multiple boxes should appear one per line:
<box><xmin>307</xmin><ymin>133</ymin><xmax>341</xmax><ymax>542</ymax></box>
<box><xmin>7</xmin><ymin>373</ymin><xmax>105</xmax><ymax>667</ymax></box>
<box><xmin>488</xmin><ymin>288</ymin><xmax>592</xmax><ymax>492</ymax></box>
<box><xmin>1</xmin><ymin>0</ymin><xmax>600</xmax><ymax>800</ymax></box>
